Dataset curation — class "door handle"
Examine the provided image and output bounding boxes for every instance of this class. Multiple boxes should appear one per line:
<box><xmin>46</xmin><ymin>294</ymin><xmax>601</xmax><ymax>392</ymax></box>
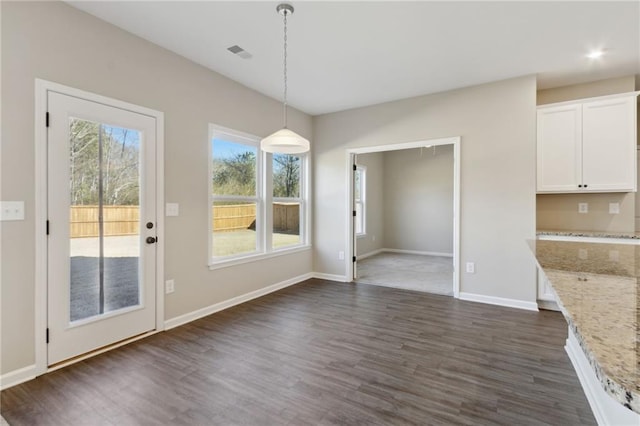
<box><xmin>146</xmin><ymin>236</ymin><xmax>157</xmax><ymax>244</ymax></box>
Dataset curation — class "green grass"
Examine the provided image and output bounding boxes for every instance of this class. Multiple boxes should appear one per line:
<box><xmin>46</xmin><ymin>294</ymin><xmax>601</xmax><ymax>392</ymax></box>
<box><xmin>212</xmin><ymin>229</ymin><xmax>300</xmax><ymax>257</ymax></box>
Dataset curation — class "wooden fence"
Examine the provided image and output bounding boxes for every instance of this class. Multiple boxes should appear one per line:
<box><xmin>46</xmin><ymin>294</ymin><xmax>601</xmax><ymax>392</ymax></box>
<box><xmin>70</xmin><ymin>206</ymin><xmax>139</xmax><ymax>238</ymax></box>
<box><xmin>70</xmin><ymin>203</ymin><xmax>299</xmax><ymax>238</ymax></box>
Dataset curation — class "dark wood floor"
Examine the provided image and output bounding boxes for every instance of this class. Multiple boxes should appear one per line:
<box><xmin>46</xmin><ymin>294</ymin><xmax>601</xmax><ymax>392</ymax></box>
<box><xmin>2</xmin><ymin>279</ymin><xmax>595</xmax><ymax>425</ymax></box>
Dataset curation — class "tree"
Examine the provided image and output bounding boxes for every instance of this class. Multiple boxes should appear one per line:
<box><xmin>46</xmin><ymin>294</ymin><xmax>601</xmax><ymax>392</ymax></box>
<box><xmin>212</xmin><ymin>151</ymin><xmax>256</xmax><ymax>196</ymax></box>
<box><xmin>69</xmin><ymin>119</ymin><xmax>140</xmax><ymax>206</ymax></box>
<box><xmin>273</xmin><ymin>154</ymin><xmax>300</xmax><ymax>198</ymax></box>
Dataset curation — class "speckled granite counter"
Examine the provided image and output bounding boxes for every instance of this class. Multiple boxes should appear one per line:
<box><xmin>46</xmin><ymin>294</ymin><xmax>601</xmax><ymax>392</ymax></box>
<box><xmin>537</xmin><ymin>229</ymin><xmax>640</xmax><ymax>240</ymax></box>
<box><xmin>529</xmin><ymin>239</ymin><xmax>639</xmax><ymax>415</ymax></box>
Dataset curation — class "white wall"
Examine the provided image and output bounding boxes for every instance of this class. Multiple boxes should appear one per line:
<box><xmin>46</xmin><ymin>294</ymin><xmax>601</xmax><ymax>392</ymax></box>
<box><xmin>355</xmin><ymin>152</ymin><xmax>384</xmax><ymax>257</ymax></box>
<box><xmin>313</xmin><ymin>76</ymin><xmax>537</xmax><ymax>302</ymax></box>
<box><xmin>383</xmin><ymin>145</ymin><xmax>453</xmax><ymax>254</ymax></box>
<box><xmin>1</xmin><ymin>1</ymin><xmax>313</xmax><ymax>375</ymax></box>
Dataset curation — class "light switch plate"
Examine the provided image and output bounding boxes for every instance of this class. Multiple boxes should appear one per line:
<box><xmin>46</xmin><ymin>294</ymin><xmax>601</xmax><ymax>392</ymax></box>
<box><xmin>0</xmin><ymin>201</ymin><xmax>25</xmax><ymax>221</ymax></box>
<box><xmin>166</xmin><ymin>203</ymin><xmax>179</xmax><ymax>217</ymax></box>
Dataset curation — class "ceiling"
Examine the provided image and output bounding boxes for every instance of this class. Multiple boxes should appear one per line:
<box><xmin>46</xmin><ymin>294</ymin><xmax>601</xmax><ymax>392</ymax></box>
<box><xmin>67</xmin><ymin>1</ymin><xmax>639</xmax><ymax>116</ymax></box>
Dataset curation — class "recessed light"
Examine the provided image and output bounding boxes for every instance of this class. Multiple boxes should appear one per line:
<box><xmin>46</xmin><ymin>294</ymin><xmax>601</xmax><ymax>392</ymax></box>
<box><xmin>586</xmin><ymin>49</ymin><xmax>605</xmax><ymax>59</ymax></box>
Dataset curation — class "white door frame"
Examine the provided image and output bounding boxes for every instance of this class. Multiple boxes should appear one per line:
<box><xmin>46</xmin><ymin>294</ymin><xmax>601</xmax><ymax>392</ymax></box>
<box><xmin>34</xmin><ymin>79</ymin><xmax>165</xmax><ymax>375</ymax></box>
<box><xmin>345</xmin><ymin>137</ymin><xmax>461</xmax><ymax>297</ymax></box>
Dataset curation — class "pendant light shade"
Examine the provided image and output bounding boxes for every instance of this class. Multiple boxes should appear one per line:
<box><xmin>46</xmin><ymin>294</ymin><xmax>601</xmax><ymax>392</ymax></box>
<box><xmin>261</xmin><ymin>128</ymin><xmax>310</xmax><ymax>154</ymax></box>
<box><xmin>261</xmin><ymin>3</ymin><xmax>310</xmax><ymax>154</ymax></box>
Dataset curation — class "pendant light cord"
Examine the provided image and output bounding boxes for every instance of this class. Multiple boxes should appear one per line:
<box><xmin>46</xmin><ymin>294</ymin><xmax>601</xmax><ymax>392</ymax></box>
<box><xmin>283</xmin><ymin>9</ymin><xmax>288</xmax><ymax>129</ymax></box>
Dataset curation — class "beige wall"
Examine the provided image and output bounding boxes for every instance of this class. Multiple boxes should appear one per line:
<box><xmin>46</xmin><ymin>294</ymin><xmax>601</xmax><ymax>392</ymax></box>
<box><xmin>537</xmin><ymin>75</ymin><xmax>635</xmax><ymax>105</ymax></box>
<box><xmin>383</xmin><ymin>145</ymin><xmax>453</xmax><ymax>254</ymax></box>
<box><xmin>537</xmin><ymin>193</ymin><xmax>634</xmax><ymax>232</ymax></box>
<box><xmin>355</xmin><ymin>152</ymin><xmax>384</xmax><ymax>257</ymax></box>
<box><xmin>536</xmin><ymin>76</ymin><xmax>637</xmax><ymax>233</ymax></box>
<box><xmin>1</xmin><ymin>1</ymin><xmax>313</xmax><ymax>374</ymax></box>
<box><xmin>313</xmin><ymin>76</ymin><xmax>537</xmax><ymax>302</ymax></box>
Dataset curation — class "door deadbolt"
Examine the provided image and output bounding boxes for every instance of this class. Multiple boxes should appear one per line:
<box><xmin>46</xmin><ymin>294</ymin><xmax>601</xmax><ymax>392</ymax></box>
<box><xmin>146</xmin><ymin>222</ymin><xmax>154</xmax><ymax>229</ymax></box>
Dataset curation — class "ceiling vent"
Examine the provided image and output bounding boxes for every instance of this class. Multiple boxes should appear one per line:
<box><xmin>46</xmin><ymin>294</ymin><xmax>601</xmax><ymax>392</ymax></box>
<box><xmin>227</xmin><ymin>45</ymin><xmax>252</xmax><ymax>59</ymax></box>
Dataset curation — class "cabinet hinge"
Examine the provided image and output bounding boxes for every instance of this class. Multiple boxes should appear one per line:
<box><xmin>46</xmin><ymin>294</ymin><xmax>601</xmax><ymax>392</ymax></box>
<box><xmin>46</xmin><ymin>328</ymin><xmax>50</xmax><ymax>344</ymax></box>
<box><xmin>353</xmin><ymin>256</ymin><xmax>356</xmax><ymax>262</ymax></box>
<box><xmin>46</xmin><ymin>220</ymin><xmax>50</xmax><ymax>235</ymax></box>
<box><xmin>46</xmin><ymin>112</ymin><xmax>50</xmax><ymax>128</ymax></box>
<box><xmin>353</xmin><ymin>164</ymin><xmax>357</xmax><ymax>171</ymax></box>
<box><xmin>353</xmin><ymin>210</ymin><xmax>356</xmax><ymax>217</ymax></box>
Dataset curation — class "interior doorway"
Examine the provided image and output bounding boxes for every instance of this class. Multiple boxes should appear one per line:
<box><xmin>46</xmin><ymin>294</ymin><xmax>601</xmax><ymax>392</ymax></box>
<box><xmin>346</xmin><ymin>137</ymin><xmax>460</xmax><ymax>297</ymax></box>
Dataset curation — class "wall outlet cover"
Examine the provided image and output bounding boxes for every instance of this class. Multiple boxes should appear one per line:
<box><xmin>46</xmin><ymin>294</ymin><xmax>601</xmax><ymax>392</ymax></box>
<box><xmin>578</xmin><ymin>203</ymin><xmax>588</xmax><ymax>214</ymax></box>
<box><xmin>609</xmin><ymin>203</ymin><xmax>620</xmax><ymax>214</ymax></box>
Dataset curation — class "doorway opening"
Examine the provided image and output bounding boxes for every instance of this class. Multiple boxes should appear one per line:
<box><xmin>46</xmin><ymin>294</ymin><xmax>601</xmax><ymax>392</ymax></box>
<box><xmin>346</xmin><ymin>137</ymin><xmax>460</xmax><ymax>297</ymax></box>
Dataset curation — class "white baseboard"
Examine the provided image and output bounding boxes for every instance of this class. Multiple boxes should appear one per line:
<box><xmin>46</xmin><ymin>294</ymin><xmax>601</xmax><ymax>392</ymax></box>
<box><xmin>313</xmin><ymin>272</ymin><xmax>349</xmax><ymax>282</ymax></box>
<box><xmin>565</xmin><ymin>327</ymin><xmax>639</xmax><ymax>426</ymax></box>
<box><xmin>0</xmin><ymin>364</ymin><xmax>37</xmax><ymax>391</ymax></box>
<box><xmin>356</xmin><ymin>249</ymin><xmax>384</xmax><ymax>260</ymax></box>
<box><xmin>459</xmin><ymin>292</ymin><xmax>539</xmax><ymax>311</ymax></box>
<box><xmin>164</xmin><ymin>272</ymin><xmax>314</xmax><ymax>330</ymax></box>
<box><xmin>382</xmin><ymin>248</ymin><xmax>454</xmax><ymax>257</ymax></box>
<box><xmin>537</xmin><ymin>299</ymin><xmax>560</xmax><ymax>311</ymax></box>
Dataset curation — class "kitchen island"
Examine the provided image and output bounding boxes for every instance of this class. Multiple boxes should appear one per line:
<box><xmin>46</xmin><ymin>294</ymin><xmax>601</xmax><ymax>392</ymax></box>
<box><xmin>529</xmin><ymin>238</ymin><xmax>639</xmax><ymax>425</ymax></box>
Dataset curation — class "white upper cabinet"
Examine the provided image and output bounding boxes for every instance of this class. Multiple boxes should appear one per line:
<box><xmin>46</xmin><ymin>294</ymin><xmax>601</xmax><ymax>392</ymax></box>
<box><xmin>537</xmin><ymin>92</ymin><xmax>638</xmax><ymax>193</ymax></box>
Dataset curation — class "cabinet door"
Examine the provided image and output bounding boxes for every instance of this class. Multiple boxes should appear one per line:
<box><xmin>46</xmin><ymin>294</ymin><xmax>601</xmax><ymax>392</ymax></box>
<box><xmin>582</xmin><ymin>96</ymin><xmax>637</xmax><ymax>192</ymax></box>
<box><xmin>537</xmin><ymin>268</ymin><xmax>555</xmax><ymax>301</ymax></box>
<box><xmin>537</xmin><ymin>104</ymin><xmax>582</xmax><ymax>192</ymax></box>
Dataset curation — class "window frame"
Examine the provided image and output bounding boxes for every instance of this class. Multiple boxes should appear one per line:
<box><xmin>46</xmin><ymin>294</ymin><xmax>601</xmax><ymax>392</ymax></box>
<box><xmin>270</xmin><ymin>152</ymin><xmax>308</xmax><ymax>251</ymax></box>
<box><xmin>354</xmin><ymin>164</ymin><xmax>366</xmax><ymax>237</ymax></box>
<box><xmin>208</xmin><ymin>124</ymin><xmax>310</xmax><ymax>269</ymax></box>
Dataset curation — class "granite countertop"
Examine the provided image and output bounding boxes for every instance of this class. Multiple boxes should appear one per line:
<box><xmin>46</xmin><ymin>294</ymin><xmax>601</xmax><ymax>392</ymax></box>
<box><xmin>537</xmin><ymin>229</ymin><xmax>640</xmax><ymax>240</ymax></box>
<box><xmin>529</xmin><ymin>239</ymin><xmax>639</xmax><ymax>414</ymax></box>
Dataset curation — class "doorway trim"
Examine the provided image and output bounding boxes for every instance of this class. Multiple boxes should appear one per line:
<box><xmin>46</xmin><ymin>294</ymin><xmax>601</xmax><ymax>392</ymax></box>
<box><xmin>34</xmin><ymin>79</ymin><xmax>165</xmax><ymax>375</ymax></box>
<box><xmin>345</xmin><ymin>136</ymin><xmax>461</xmax><ymax>297</ymax></box>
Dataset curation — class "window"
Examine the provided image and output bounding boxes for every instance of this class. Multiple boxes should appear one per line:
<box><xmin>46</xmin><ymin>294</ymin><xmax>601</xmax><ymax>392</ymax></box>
<box><xmin>272</xmin><ymin>154</ymin><xmax>304</xmax><ymax>249</ymax></box>
<box><xmin>354</xmin><ymin>165</ymin><xmax>366</xmax><ymax>236</ymax></box>
<box><xmin>209</xmin><ymin>124</ymin><xmax>308</xmax><ymax>265</ymax></box>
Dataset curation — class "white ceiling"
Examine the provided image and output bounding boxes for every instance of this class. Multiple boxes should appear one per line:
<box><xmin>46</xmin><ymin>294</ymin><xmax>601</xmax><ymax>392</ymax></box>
<box><xmin>67</xmin><ymin>1</ymin><xmax>640</xmax><ymax>115</ymax></box>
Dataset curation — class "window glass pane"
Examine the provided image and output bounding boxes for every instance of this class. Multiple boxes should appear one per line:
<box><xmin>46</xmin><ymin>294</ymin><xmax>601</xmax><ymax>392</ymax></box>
<box><xmin>354</xmin><ymin>169</ymin><xmax>361</xmax><ymax>201</ymax></box>
<box><xmin>212</xmin><ymin>138</ymin><xmax>257</xmax><ymax>196</ymax></box>
<box><xmin>69</xmin><ymin>119</ymin><xmax>141</xmax><ymax>322</ymax></box>
<box><xmin>273</xmin><ymin>202</ymin><xmax>300</xmax><ymax>248</ymax></box>
<box><xmin>273</xmin><ymin>154</ymin><xmax>300</xmax><ymax>198</ymax></box>
<box><xmin>212</xmin><ymin>201</ymin><xmax>257</xmax><ymax>257</ymax></box>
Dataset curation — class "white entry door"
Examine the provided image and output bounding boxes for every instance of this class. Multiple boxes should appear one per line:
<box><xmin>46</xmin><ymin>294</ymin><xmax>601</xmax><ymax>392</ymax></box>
<box><xmin>47</xmin><ymin>91</ymin><xmax>158</xmax><ymax>365</ymax></box>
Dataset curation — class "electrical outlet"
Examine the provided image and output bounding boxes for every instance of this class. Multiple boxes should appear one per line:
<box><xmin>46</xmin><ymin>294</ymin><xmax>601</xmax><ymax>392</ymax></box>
<box><xmin>338</xmin><ymin>251</ymin><xmax>345</xmax><ymax>260</ymax></box>
<box><xmin>578</xmin><ymin>203</ymin><xmax>588</xmax><ymax>214</ymax></box>
<box><xmin>609</xmin><ymin>203</ymin><xmax>620</xmax><ymax>214</ymax></box>
<box><xmin>465</xmin><ymin>262</ymin><xmax>475</xmax><ymax>274</ymax></box>
<box><xmin>165</xmin><ymin>279</ymin><xmax>175</xmax><ymax>294</ymax></box>
<box><xmin>372</xmin><ymin>235</ymin><xmax>376</xmax><ymax>242</ymax></box>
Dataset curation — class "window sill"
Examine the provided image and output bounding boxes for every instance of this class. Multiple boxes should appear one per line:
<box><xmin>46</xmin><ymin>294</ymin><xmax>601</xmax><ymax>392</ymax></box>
<box><xmin>208</xmin><ymin>245</ymin><xmax>311</xmax><ymax>270</ymax></box>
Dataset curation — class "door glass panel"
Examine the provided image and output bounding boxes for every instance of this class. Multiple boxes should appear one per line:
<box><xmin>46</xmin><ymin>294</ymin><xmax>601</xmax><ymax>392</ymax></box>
<box><xmin>69</xmin><ymin>118</ymin><xmax>141</xmax><ymax>322</ymax></box>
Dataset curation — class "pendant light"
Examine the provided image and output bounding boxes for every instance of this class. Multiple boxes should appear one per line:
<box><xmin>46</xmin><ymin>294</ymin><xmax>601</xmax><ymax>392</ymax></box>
<box><xmin>261</xmin><ymin>3</ymin><xmax>310</xmax><ymax>154</ymax></box>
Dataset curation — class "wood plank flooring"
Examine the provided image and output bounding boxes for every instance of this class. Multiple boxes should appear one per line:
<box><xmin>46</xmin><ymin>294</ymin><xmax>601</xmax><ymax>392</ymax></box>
<box><xmin>1</xmin><ymin>279</ymin><xmax>596</xmax><ymax>425</ymax></box>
